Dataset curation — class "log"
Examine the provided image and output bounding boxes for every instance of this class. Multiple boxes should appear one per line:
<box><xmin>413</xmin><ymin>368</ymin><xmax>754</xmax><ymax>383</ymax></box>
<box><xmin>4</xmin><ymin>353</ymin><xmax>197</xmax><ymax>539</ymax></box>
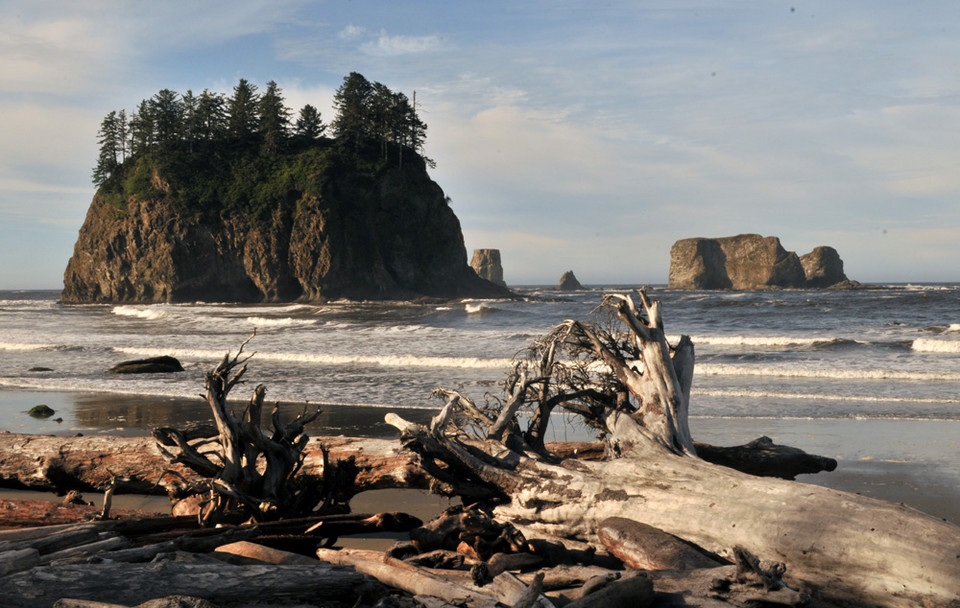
<box><xmin>0</xmin><ymin>433</ymin><xmax>426</xmax><ymax>498</ymax></box>
<box><xmin>694</xmin><ymin>436</ymin><xmax>837</xmax><ymax>480</ymax></box>
<box><xmin>386</xmin><ymin>291</ymin><xmax>960</xmax><ymax>608</ymax></box>
<box><xmin>0</xmin><ymin>561</ymin><xmax>368</xmax><ymax>607</ymax></box>
<box><xmin>0</xmin><ymin>547</ymin><xmax>39</xmax><ymax>576</ymax></box>
<box><xmin>596</xmin><ymin>517</ymin><xmax>722</xmax><ymax>570</ymax></box>
<box><xmin>316</xmin><ymin>547</ymin><xmax>498</xmax><ymax>608</ymax></box>
<box><xmin>214</xmin><ymin>540</ymin><xmax>316</xmax><ymax>565</ymax></box>
<box><xmin>563</xmin><ymin>572</ymin><xmax>654</xmax><ymax>608</ymax></box>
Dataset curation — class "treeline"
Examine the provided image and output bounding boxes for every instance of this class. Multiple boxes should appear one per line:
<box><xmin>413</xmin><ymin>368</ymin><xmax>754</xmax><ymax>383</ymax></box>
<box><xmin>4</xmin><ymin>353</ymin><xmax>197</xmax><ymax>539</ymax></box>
<box><xmin>93</xmin><ymin>72</ymin><xmax>429</xmax><ymax>186</ymax></box>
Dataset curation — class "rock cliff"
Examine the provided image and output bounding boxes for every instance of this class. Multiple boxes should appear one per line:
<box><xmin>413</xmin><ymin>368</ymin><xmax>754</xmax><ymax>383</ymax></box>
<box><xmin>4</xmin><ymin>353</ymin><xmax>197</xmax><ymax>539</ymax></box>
<box><xmin>470</xmin><ymin>249</ymin><xmax>507</xmax><ymax>287</ymax></box>
<box><xmin>62</xmin><ymin>149</ymin><xmax>509</xmax><ymax>303</ymax></box>
<box><xmin>669</xmin><ymin>234</ymin><xmax>849</xmax><ymax>289</ymax></box>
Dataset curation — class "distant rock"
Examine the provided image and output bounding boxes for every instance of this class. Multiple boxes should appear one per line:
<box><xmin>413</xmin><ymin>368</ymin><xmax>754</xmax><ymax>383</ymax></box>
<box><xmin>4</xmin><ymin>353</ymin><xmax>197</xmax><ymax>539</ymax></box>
<box><xmin>108</xmin><ymin>355</ymin><xmax>184</xmax><ymax>374</ymax></box>
<box><xmin>28</xmin><ymin>367</ymin><xmax>53</xmax><ymax>372</ymax></box>
<box><xmin>669</xmin><ymin>234</ymin><xmax>851</xmax><ymax>289</ymax></box>
<box><xmin>471</xmin><ymin>249</ymin><xmax>507</xmax><ymax>287</ymax></box>
<box><xmin>558</xmin><ymin>270</ymin><xmax>584</xmax><ymax>291</ymax></box>
<box><xmin>800</xmin><ymin>246</ymin><xmax>848</xmax><ymax>288</ymax></box>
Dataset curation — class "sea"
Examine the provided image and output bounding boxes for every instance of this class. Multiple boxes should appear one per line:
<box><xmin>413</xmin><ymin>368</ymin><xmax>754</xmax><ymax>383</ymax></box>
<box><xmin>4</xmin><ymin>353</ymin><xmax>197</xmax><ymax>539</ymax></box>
<box><xmin>1</xmin><ymin>285</ymin><xmax>959</xmax><ymax>518</ymax></box>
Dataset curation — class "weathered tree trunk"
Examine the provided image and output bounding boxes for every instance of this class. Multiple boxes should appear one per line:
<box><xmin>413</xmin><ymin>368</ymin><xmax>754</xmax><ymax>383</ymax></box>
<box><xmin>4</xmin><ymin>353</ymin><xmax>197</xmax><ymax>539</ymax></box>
<box><xmin>0</xmin><ymin>433</ymin><xmax>427</xmax><ymax>498</ymax></box>
<box><xmin>387</xmin><ymin>292</ymin><xmax>960</xmax><ymax>607</ymax></box>
<box><xmin>0</xmin><ymin>561</ymin><xmax>368</xmax><ymax>608</ymax></box>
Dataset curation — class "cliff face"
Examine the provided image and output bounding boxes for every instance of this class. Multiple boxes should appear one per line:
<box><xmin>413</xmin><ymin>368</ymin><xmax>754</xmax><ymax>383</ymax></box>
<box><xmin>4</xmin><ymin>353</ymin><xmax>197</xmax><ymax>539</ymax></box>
<box><xmin>668</xmin><ymin>234</ymin><xmax>847</xmax><ymax>290</ymax></box>
<box><xmin>62</xmin><ymin>154</ymin><xmax>508</xmax><ymax>303</ymax></box>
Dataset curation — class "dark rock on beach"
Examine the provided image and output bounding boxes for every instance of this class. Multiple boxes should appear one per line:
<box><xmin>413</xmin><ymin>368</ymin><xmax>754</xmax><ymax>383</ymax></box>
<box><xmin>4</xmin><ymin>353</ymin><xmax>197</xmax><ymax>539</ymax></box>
<box><xmin>669</xmin><ymin>234</ymin><xmax>853</xmax><ymax>289</ymax></box>
<box><xmin>108</xmin><ymin>355</ymin><xmax>184</xmax><ymax>374</ymax></box>
<box><xmin>28</xmin><ymin>404</ymin><xmax>56</xmax><ymax>418</ymax></box>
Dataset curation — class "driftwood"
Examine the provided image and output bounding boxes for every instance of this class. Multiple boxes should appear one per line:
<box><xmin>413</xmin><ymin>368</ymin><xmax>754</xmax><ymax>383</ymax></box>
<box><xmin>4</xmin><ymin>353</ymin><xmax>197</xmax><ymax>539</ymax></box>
<box><xmin>597</xmin><ymin>517</ymin><xmax>722</xmax><ymax>570</ymax></box>
<box><xmin>152</xmin><ymin>340</ymin><xmax>333</xmax><ymax>524</ymax></box>
<box><xmin>0</xmin><ymin>561</ymin><xmax>369</xmax><ymax>608</ymax></box>
<box><xmin>0</xmin><ymin>432</ymin><xmax>428</xmax><ymax>499</ymax></box>
<box><xmin>385</xmin><ymin>291</ymin><xmax>960</xmax><ymax>607</ymax></box>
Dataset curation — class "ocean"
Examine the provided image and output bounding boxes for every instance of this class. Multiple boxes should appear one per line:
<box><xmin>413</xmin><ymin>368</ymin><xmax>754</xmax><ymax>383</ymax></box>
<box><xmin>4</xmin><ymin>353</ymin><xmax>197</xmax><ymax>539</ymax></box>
<box><xmin>1</xmin><ymin>285</ymin><xmax>959</xmax><ymax>519</ymax></box>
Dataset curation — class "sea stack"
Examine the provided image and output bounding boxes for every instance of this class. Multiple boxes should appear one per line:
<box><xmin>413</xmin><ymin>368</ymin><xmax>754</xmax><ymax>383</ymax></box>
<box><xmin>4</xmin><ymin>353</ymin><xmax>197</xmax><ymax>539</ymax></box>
<box><xmin>668</xmin><ymin>234</ymin><xmax>852</xmax><ymax>289</ymax></box>
<box><xmin>470</xmin><ymin>249</ymin><xmax>507</xmax><ymax>287</ymax></box>
<box><xmin>558</xmin><ymin>270</ymin><xmax>584</xmax><ymax>290</ymax></box>
<box><xmin>62</xmin><ymin>148</ymin><xmax>510</xmax><ymax>303</ymax></box>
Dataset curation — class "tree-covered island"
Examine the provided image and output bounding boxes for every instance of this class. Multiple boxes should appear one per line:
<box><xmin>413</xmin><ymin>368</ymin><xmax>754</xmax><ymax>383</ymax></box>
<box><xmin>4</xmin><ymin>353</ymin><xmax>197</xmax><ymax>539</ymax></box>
<box><xmin>63</xmin><ymin>73</ymin><xmax>506</xmax><ymax>303</ymax></box>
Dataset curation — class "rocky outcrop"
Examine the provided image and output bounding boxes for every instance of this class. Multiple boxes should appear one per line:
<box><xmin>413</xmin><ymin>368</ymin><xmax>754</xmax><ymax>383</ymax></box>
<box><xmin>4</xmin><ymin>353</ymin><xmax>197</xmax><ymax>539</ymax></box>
<box><xmin>470</xmin><ymin>249</ymin><xmax>506</xmax><ymax>287</ymax></box>
<box><xmin>557</xmin><ymin>270</ymin><xmax>584</xmax><ymax>291</ymax></box>
<box><xmin>800</xmin><ymin>246</ymin><xmax>848</xmax><ymax>288</ymax></box>
<box><xmin>669</xmin><ymin>235</ymin><xmax>849</xmax><ymax>289</ymax></box>
<box><xmin>108</xmin><ymin>356</ymin><xmax>184</xmax><ymax>374</ymax></box>
<box><xmin>62</xmin><ymin>156</ymin><xmax>511</xmax><ymax>303</ymax></box>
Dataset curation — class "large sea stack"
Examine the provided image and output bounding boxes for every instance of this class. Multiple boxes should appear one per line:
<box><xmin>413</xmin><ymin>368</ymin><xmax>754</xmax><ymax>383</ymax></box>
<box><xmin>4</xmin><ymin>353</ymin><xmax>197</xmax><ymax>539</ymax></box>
<box><xmin>668</xmin><ymin>234</ymin><xmax>850</xmax><ymax>289</ymax></box>
<box><xmin>62</xmin><ymin>143</ymin><xmax>509</xmax><ymax>303</ymax></box>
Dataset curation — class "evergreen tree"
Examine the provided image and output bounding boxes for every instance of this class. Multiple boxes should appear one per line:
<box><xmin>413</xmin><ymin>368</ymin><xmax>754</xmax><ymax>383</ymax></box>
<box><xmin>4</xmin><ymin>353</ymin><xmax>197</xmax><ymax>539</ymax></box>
<box><xmin>195</xmin><ymin>89</ymin><xmax>228</xmax><ymax>141</ymax></box>
<box><xmin>227</xmin><ymin>78</ymin><xmax>260</xmax><ymax>139</ymax></box>
<box><xmin>257</xmin><ymin>80</ymin><xmax>290</xmax><ymax>155</ymax></box>
<box><xmin>181</xmin><ymin>89</ymin><xmax>199</xmax><ymax>148</ymax></box>
<box><xmin>128</xmin><ymin>99</ymin><xmax>156</xmax><ymax>156</ymax></box>
<box><xmin>294</xmin><ymin>104</ymin><xmax>325</xmax><ymax>139</ymax></box>
<box><xmin>332</xmin><ymin>72</ymin><xmax>374</xmax><ymax>152</ymax></box>
<box><xmin>150</xmin><ymin>88</ymin><xmax>184</xmax><ymax>145</ymax></box>
<box><xmin>92</xmin><ymin>110</ymin><xmax>125</xmax><ymax>185</ymax></box>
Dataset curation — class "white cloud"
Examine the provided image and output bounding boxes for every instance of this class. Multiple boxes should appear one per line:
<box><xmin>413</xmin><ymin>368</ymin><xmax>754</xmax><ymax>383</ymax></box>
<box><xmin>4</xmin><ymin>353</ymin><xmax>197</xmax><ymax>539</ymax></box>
<box><xmin>361</xmin><ymin>32</ymin><xmax>447</xmax><ymax>57</ymax></box>
<box><xmin>339</xmin><ymin>25</ymin><xmax>366</xmax><ymax>40</ymax></box>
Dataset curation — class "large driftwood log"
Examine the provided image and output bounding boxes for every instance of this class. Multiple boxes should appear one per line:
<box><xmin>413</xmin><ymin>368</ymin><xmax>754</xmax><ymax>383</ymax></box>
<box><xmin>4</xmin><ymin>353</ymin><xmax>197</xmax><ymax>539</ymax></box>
<box><xmin>386</xmin><ymin>291</ymin><xmax>960</xmax><ymax>608</ymax></box>
<box><xmin>0</xmin><ymin>561</ymin><xmax>368</xmax><ymax>608</ymax></box>
<box><xmin>0</xmin><ymin>433</ymin><xmax>427</xmax><ymax>498</ymax></box>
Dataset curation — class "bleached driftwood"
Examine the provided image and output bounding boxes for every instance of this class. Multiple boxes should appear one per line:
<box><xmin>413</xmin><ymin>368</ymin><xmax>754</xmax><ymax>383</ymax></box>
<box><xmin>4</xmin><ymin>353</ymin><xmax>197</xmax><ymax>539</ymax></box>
<box><xmin>386</xmin><ymin>291</ymin><xmax>960</xmax><ymax>608</ymax></box>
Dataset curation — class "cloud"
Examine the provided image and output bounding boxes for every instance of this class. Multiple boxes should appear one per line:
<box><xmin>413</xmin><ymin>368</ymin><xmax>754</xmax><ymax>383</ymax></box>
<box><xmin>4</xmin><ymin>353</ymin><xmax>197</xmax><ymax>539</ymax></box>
<box><xmin>360</xmin><ymin>32</ymin><xmax>447</xmax><ymax>57</ymax></box>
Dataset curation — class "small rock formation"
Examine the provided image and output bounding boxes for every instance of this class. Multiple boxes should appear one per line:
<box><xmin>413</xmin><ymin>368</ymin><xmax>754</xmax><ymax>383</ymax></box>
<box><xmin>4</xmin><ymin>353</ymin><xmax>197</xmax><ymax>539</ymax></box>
<box><xmin>800</xmin><ymin>246</ymin><xmax>848</xmax><ymax>288</ymax></box>
<box><xmin>108</xmin><ymin>355</ymin><xmax>184</xmax><ymax>374</ymax></box>
<box><xmin>558</xmin><ymin>270</ymin><xmax>584</xmax><ymax>291</ymax></box>
<box><xmin>669</xmin><ymin>234</ymin><xmax>850</xmax><ymax>289</ymax></box>
<box><xmin>471</xmin><ymin>249</ymin><xmax>507</xmax><ymax>287</ymax></box>
<box><xmin>28</xmin><ymin>405</ymin><xmax>55</xmax><ymax>418</ymax></box>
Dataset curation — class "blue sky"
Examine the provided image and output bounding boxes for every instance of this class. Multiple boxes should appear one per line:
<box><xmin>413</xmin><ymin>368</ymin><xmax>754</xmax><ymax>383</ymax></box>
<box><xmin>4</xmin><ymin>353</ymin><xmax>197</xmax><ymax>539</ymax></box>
<box><xmin>2</xmin><ymin>1</ymin><xmax>959</xmax><ymax>288</ymax></box>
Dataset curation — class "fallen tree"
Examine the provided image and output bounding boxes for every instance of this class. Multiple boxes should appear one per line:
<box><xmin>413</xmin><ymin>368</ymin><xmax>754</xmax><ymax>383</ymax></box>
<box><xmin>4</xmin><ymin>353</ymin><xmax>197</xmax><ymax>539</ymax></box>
<box><xmin>386</xmin><ymin>291</ymin><xmax>960</xmax><ymax>607</ymax></box>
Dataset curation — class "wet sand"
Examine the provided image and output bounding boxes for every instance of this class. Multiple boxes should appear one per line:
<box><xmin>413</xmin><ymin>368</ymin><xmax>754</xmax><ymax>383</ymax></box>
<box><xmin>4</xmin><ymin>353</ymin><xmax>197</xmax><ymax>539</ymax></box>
<box><xmin>2</xmin><ymin>389</ymin><xmax>959</xmax><ymax>528</ymax></box>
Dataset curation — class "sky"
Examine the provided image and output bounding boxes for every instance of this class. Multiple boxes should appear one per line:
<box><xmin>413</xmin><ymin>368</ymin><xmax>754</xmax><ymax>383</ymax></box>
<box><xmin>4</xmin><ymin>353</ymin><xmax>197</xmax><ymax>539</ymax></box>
<box><xmin>2</xmin><ymin>1</ymin><xmax>960</xmax><ymax>289</ymax></box>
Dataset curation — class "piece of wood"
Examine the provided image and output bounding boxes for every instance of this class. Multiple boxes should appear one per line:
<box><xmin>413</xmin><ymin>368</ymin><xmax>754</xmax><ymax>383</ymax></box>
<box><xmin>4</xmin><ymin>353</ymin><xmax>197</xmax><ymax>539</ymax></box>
<box><xmin>386</xmin><ymin>290</ymin><xmax>960</xmax><ymax>608</ymax></box>
<box><xmin>0</xmin><ymin>498</ymin><xmax>165</xmax><ymax>530</ymax></box>
<box><xmin>596</xmin><ymin>517</ymin><xmax>721</xmax><ymax>570</ymax></box>
<box><xmin>0</xmin><ymin>433</ymin><xmax>427</xmax><ymax>499</ymax></box>
<box><xmin>694</xmin><ymin>436</ymin><xmax>837</xmax><ymax>480</ymax></box>
<box><xmin>562</xmin><ymin>573</ymin><xmax>654</xmax><ymax>608</ymax></box>
<box><xmin>0</xmin><ymin>561</ymin><xmax>368</xmax><ymax>607</ymax></box>
<box><xmin>214</xmin><ymin>540</ymin><xmax>316</xmax><ymax>565</ymax></box>
<box><xmin>316</xmin><ymin>547</ymin><xmax>499</xmax><ymax>608</ymax></box>
<box><xmin>40</xmin><ymin>535</ymin><xmax>132</xmax><ymax>565</ymax></box>
<box><xmin>0</xmin><ymin>547</ymin><xmax>40</xmax><ymax>576</ymax></box>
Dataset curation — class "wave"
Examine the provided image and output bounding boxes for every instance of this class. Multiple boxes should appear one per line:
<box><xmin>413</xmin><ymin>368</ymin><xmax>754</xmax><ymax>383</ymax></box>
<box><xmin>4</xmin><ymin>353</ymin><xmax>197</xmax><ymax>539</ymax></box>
<box><xmin>245</xmin><ymin>316</ymin><xmax>318</xmax><ymax>328</ymax></box>
<box><xmin>111</xmin><ymin>305</ymin><xmax>168</xmax><ymax>321</ymax></box>
<box><xmin>696</xmin><ymin>363</ymin><xmax>960</xmax><ymax>382</ymax></box>
<box><xmin>113</xmin><ymin>346</ymin><xmax>514</xmax><ymax>370</ymax></box>
<box><xmin>694</xmin><ymin>388</ymin><xmax>960</xmax><ymax>405</ymax></box>
<box><xmin>683</xmin><ymin>335</ymin><xmax>861</xmax><ymax>348</ymax></box>
<box><xmin>911</xmin><ymin>338</ymin><xmax>960</xmax><ymax>353</ymax></box>
<box><xmin>0</xmin><ymin>341</ymin><xmax>60</xmax><ymax>352</ymax></box>
<box><xmin>466</xmin><ymin>303</ymin><xmax>499</xmax><ymax>314</ymax></box>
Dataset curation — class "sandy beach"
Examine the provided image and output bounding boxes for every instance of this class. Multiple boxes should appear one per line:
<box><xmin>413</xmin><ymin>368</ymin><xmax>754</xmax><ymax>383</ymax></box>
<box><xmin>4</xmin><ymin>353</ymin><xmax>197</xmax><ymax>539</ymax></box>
<box><xmin>2</xmin><ymin>388</ymin><xmax>958</xmax><ymax>527</ymax></box>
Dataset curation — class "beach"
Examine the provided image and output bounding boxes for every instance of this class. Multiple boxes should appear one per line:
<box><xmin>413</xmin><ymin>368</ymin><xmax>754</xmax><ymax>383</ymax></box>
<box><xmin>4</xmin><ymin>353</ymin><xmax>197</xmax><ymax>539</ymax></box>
<box><xmin>3</xmin><ymin>388</ymin><xmax>958</xmax><ymax>527</ymax></box>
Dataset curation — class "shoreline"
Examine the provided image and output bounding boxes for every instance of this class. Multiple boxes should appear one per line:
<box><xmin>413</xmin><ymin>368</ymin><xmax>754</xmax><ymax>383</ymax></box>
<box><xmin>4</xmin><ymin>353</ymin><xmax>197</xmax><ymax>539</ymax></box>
<box><xmin>1</xmin><ymin>388</ymin><xmax>958</xmax><ymax>525</ymax></box>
